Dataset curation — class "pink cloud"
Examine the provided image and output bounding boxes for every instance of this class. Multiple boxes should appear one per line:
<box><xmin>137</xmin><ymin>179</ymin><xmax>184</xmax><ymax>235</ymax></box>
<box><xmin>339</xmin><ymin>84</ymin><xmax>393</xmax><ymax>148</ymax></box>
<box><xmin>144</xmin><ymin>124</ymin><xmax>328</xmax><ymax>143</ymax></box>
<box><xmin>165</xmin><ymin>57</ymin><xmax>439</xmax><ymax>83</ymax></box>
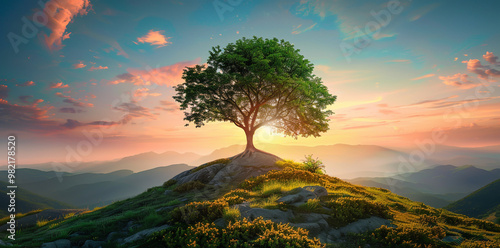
<box><xmin>483</xmin><ymin>51</ymin><xmax>498</xmax><ymax>64</ymax></box>
<box><xmin>42</xmin><ymin>0</ymin><xmax>92</xmax><ymax>50</ymax></box>
<box><xmin>73</xmin><ymin>61</ymin><xmax>87</xmax><ymax>69</ymax></box>
<box><xmin>107</xmin><ymin>58</ymin><xmax>201</xmax><ymax>86</ymax></box>
<box><xmin>17</xmin><ymin>81</ymin><xmax>36</xmax><ymax>87</ymax></box>
<box><xmin>88</xmin><ymin>65</ymin><xmax>108</xmax><ymax>71</ymax></box>
<box><xmin>50</xmin><ymin>82</ymin><xmax>69</xmax><ymax>88</ymax></box>
<box><xmin>55</xmin><ymin>92</ymin><xmax>93</xmax><ymax>107</ymax></box>
<box><xmin>462</xmin><ymin>59</ymin><xmax>488</xmax><ymax>79</ymax></box>
<box><xmin>136</xmin><ymin>30</ymin><xmax>172</xmax><ymax>48</ymax></box>
<box><xmin>411</xmin><ymin>73</ymin><xmax>435</xmax><ymax>80</ymax></box>
<box><xmin>438</xmin><ymin>73</ymin><xmax>479</xmax><ymax>89</ymax></box>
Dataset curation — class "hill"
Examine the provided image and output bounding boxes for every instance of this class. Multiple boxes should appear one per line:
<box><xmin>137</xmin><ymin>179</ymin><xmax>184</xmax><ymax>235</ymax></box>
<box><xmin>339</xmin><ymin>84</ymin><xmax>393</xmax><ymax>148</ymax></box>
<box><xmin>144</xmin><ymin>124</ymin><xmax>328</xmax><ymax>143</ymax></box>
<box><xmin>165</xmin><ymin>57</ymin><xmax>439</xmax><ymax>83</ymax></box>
<box><xmin>446</xmin><ymin>178</ymin><xmax>500</xmax><ymax>222</ymax></box>
<box><xmin>349</xmin><ymin>164</ymin><xmax>500</xmax><ymax>208</ymax></box>
<box><xmin>1</xmin><ymin>164</ymin><xmax>194</xmax><ymax>208</ymax></box>
<box><xmin>0</xmin><ymin>181</ymin><xmax>74</xmax><ymax>218</ymax></box>
<box><xmin>3</xmin><ymin>155</ymin><xmax>499</xmax><ymax>247</ymax></box>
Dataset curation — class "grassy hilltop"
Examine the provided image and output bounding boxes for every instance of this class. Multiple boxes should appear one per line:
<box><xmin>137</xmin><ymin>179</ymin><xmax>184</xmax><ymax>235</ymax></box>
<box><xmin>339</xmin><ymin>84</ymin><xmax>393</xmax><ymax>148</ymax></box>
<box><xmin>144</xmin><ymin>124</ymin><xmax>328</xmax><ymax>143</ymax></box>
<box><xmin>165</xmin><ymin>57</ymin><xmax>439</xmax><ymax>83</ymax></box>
<box><xmin>2</xmin><ymin>157</ymin><xmax>500</xmax><ymax>248</ymax></box>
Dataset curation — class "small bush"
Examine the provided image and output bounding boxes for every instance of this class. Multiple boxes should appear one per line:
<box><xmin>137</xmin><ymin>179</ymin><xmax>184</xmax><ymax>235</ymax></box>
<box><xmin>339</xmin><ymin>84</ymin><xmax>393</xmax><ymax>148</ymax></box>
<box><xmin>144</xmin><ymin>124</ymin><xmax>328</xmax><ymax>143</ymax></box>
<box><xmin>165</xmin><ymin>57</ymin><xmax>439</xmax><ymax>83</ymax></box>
<box><xmin>325</xmin><ymin>197</ymin><xmax>391</xmax><ymax>227</ymax></box>
<box><xmin>297</xmin><ymin>198</ymin><xmax>322</xmax><ymax>213</ymax></box>
<box><xmin>223</xmin><ymin>206</ymin><xmax>241</xmax><ymax>223</ymax></box>
<box><xmin>174</xmin><ymin>180</ymin><xmax>206</xmax><ymax>193</ymax></box>
<box><xmin>372</xmin><ymin>225</ymin><xmax>446</xmax><ymax>247</ymax></box>
<box><xmin>302</xmin><ymin>154</ymin><xmax>325</xmax><ymax>174</ymax></box>
<box><xmin>145</xmin><ymin>217</ymin><xmax>324</xmax><ymax>248</ymax></box>
<box><xmin>190</xmin><ymin>158</ymin><xmax>230</xmax><ymax>174</ymax></box>
<box><xmin>163</xmin><ymin>179</ymin><xmax>177</xmax><ymax>188</ymax></box>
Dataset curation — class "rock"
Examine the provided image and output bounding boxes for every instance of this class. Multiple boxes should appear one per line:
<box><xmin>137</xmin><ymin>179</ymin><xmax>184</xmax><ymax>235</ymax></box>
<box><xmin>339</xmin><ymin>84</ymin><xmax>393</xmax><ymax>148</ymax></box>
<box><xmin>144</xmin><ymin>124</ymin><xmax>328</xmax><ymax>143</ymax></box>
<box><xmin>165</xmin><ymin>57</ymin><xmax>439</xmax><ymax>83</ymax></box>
<box><xmin>82</xmin><ymin>240</ymin><xmax>103</xmax><ymax>248</ymax></box>
<box><xmin>303</xmin><ymin>213</ymin><xmax>330</xmax><ymax>229</ymax></box>
<box><xmin>40</xmin><ymin>239</ymin><xmax>71</xmax><ymax>248</ymax></box>
<box><xmin>323</xmin><ymin>217</ymin><xmax>391</xmax><ymax>242</ymax></box>
<box><xmin>123</xmin><ymin>220</ymin><xmax>139</xmax><ymax>231</ymax></box>
<box><xmin>155</xmin><ymin>206</ymin><xmax>176</xmax><ymax>213</ymax></box>
<box><xmin>277</xmin><ymin>186</ymin><xmax>328</xmax><ymax>206</ymax></box>
<box><xmin>290</xmin><ymin>222</ymin><xmax>322</xmax><ymax>236</ymax></box>
<box><xmin>175</xmin><ymin>163</ymin><xmax>226</xmax><ymax>185</ymax></box>
<box><xmin>105</xmin><ymin>232</ymin><xmax>120</xmax><ymax>241</ymax></box>
<box><xmin>442</xmin><ymin>236</ymin><xmax>463</xmax><ymax>244</ymax></box>
<box><xmin>163</xmin><ymin>190</ymin><xmax>173</xmax><ymax>195</ymax></box>
<box><xmin>0</xmin><ymin>240</ymin><xmax>12</xmax><ymax>246</ymax></box>
<box><xmin>214</xmin><ymin>218</ymin><xmax>226</xmax><ymax>227</ymax></box>
<box><xmin>239</xmin><ymin>207</ymin><xmax>294</xmax><ymax>224</ymax></box>
<box><xmin>123</xmin><ymin>224</ymin><xmax>170</xmax><ymax>243</ymax></box>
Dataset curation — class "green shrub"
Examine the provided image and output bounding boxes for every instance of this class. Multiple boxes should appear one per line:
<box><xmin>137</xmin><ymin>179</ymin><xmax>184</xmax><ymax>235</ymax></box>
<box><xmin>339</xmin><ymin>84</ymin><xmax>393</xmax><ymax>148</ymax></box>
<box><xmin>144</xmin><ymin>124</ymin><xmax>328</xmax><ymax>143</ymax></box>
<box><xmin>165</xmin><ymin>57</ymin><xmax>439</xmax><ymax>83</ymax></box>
<box><xmin>302</xmin><ymin>154</ymin><xmax>325</xmax><ymax>174</ymax></box>
<box><xmin>145</xmin><ymin>217</ymin><xmax>324</xmax><ymax>248</ymax></box>
<box><xmin>170</xmin><ymin>195</ymin><xmax>244</xmax><ymax>224</ymax></box>
<box><xmin>325</xmin><ymin>197</ymin><xmax>391</xmax><ymax>228</ymax></box>
<box><xmin>223</xmin><ymin>206</ymin><xmax>241</xmax><ymax>223</ymax></box>
<box><xmin>174</xmin><ymin>180</ymin><xmax>206</xmax><ymax>193</ymax></box>
<box><xmin>297</xmin><ymin>199</ymin><xmax>322</xmax><ymax>213</ymax></box>
<box><xmin>191</xmin><ymin>158</ymin><xmax>231</xmax><ymax>174</ymax></box>
<box><xmin>372</xmin><ymin>225</ymin><xmax>446</xmax><ymax>248</ymax></box>
<box><xmin>163</xmin><ymin>179</ymin><xmax>177</xmax><ymax>188</ymax></box>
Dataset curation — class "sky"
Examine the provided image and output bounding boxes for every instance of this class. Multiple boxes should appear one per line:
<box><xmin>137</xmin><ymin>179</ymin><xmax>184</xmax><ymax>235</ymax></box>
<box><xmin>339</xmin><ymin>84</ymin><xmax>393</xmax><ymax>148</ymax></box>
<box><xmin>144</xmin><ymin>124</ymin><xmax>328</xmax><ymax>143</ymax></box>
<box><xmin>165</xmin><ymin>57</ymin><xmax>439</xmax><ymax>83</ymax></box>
<box><xmin>1</xmin><ymin>0</ymin><xmax>500</xmax><ymax>164</ymax></box>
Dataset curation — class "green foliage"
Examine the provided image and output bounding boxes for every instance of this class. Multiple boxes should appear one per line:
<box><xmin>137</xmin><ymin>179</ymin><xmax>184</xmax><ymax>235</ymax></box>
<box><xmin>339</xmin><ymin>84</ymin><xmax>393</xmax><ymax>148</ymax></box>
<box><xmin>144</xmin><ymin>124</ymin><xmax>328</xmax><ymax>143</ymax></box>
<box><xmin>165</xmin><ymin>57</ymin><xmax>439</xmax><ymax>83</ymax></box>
<box><xmin>371</xmin><ymin>225</ymin><xmax>446</xmax><ymax>248</ymax></box>
<box><xmin>223</xmin><ymin>206</ymin><xmax>241</xmax><ymax>223</ymax></box>
<box><xmin>174</xmin><ymin>180</ymin><xmax>206</xmax><ymax>193</ymax></box>
<box><xmin>191</xmin><ymin>158</ymin><xmax>231</xmax><ymax>174</ymax></box>
<box><xmin>163</xmin><ymin>179</ymin><xmax>177</xmax><ymax>188</ymax></box>
<box><xmin>296</xmin><ymin>199</ymin><xmax>322</xmax><ymax>213</ymax></box>
<box><xmin>301</xmin><ymin>155</ymin><xmax>325</xmax><ymax>174</ymax></box>
<box><xmin>171</xmin><ymin>196</ymin><xmax>245</xmax><ymax>224</ymax></box>
<box><xmin>174</xmin><ymin>36</ymin><xmax>336</xmax><ymax>141</ymax></box>
<box><xmin>145</xmin><ymin>217</ymin><xmax>324</xmax><ymax>248</ymax></box>
<box><xmin>325</xmin><ymin>197</ymin><xmax>391</xmax><ymax>228</ymax></box>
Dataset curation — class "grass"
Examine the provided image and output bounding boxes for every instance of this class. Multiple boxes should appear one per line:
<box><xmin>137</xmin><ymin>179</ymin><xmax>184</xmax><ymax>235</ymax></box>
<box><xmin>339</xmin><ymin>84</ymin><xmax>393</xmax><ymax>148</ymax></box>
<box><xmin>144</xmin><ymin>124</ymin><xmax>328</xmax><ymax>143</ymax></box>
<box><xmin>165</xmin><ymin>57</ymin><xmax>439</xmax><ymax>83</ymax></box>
<box><xmin>223</xmin><ymin>206</ymin><xmax>241</xmax><ymax>222</ymax></box>
<box><xmin>190</xmin><ymin>158</ymin><xmax>231</xmax><ymax>174</ymax></box>
<box><xmin>259</xmin><ymin>180</ymin><xmax>321</xmax><ymax>197</ymax></box>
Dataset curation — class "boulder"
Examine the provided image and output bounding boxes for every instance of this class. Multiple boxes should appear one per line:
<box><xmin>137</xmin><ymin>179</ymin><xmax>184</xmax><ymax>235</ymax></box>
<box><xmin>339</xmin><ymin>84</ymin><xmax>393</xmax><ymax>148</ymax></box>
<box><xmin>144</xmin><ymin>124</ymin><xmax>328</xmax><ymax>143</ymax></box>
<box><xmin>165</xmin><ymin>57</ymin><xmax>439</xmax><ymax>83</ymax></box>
<box><xmin>123</xmin><ymin>224</ymin><xmax>170</xmax><ymax>243</ymax></box>
<box><xmin>239</xmin><ymin>207</ymin><xmax>294</xmax><ymax>224</ymax></box>
<box><xmin>321</xmin><ymin>216</ymin><xmax>391</xmax><ymax>242</ymax></box>
<box><xmin>40</xmin><ymin>239</ymin><xmax>71</xmax><ymax>248</ymax></box>
<box><xmin>82</xmin><ymin>240</ymin><xmax>103</xmax><ymax>248</ymax></box>
<box><xmin>277</xmin><ymin>186</ymin><xmax>328</xmax><ymax>206</ymax></box>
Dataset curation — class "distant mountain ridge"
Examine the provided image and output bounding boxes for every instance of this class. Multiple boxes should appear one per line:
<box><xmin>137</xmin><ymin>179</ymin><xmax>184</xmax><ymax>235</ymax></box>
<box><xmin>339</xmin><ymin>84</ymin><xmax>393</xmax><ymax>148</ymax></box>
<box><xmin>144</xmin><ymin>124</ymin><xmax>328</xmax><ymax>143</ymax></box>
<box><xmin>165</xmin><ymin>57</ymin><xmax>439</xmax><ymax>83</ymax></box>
<box><xmin>446</xmin><ymin>178</ymin><xmax>500</xmax><ymax>220</ymax></box>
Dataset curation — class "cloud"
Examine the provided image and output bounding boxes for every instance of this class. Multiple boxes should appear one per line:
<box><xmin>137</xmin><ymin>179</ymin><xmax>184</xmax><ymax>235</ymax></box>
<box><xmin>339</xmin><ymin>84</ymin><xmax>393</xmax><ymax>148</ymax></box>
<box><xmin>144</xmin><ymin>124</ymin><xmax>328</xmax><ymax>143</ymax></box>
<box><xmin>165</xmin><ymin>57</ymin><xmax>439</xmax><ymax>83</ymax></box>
<box><xmin>386</xmin><ymin>60</ymin><xmax>411</xmax><ymax>63</ymax></box>
<box><xmin>60</xmin><ymin>119</ymin><xmax>120</xmax><ymax>129</ymax></box>
<box><xmin>113</xmin><ymin>101</ymin><xmax>156</xmax><ymax>124</ymax></box>
<box><xmin>73</xmin><ymin>62</ymin><xmax>87</xmax><ymax>69</ymax></box>
<box><xmin>462</xmin><ymin>59</ymin><xmax>488</xmax><ymax>79</ymax></box>
<box><xmin>133</xmin><ymin>88</ymin><xmax>161</xmax><ymax>100</ymax></box>
<box><xmin>0</xmin><ymin>100</ymin><xmax>61</xmax><ymax>132</ymax></box>
<box><xmin>485</xmin><ymin>68</ymin><xmax>500</xmax><ymax>77</ymax></box>
<box><xmin>41</xmin><ymin>0</ymin><xmax>92</xmax><ymax>50</ymax></box>
<box><xmin>88</xmin><ymin>65</ymin><xmax>108</xmax><ymax>71</ymax></box>
<box><xmin>292</xmin><ymin>23</ymin><xmax>317</xmax><ymax>35</ymax></box>
<box><xmin>50</xmin><ymin>82</ymin><xmax>69</xmax><ymax>88</ymax></box>
<box><xmin>107</xmin><ymin>59</ymin><xmax>200</xmax><ymax>86</ymax></box>
<box><xmin>438</xmin><ymin>73</ymin><xmax>479</xmax><ymax>89</ymax></box>
<box><xmin>411</xmin><ymin>74</ymin><xmax>435</xmax><ymax>80</ymax></box>
<box><xmin>136</xmin><ymin>30</ymin><xmax>172</xmax><ymax>48</ymax></box>
<box><xmin>59</xmin><ymin>107</ymin><xmax>83</xmax><ymax>113</ymax></box>
<box><xmin>55</xmin><ymin>92</ymin><xmax>93</xmax><ymax>107</ymax></box>
<box><xmin>0</xmin><ymin>85</ymin><xmax>8</xmax><ymax>99</ymax></box>
<box><xmin>156</xmin><ymin>100</ymin><xmax>178</xmax><ymax>112</ymax></box>
<box><xmin>483</xmin><ymin>51</ymin><xmax>498</xmax><ymax>64</ymax></box>
<box><xmin>17</xmin><ymin>81</ymin><xmax>36</xmax><ymax>87</ymax></box>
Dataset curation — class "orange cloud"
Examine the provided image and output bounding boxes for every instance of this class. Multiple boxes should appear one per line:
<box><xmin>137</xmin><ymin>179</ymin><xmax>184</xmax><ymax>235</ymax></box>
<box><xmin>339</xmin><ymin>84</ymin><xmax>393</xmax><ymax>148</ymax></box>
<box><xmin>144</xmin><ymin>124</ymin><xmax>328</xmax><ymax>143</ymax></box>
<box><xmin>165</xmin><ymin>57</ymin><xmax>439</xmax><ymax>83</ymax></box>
<box><xmin>483</xmin><ymin>51</ymin><xmax>499</xmax><ymax>65</ymax></box>
<box><xmin>73</xmin><ymin>61</ymin><xmax>87</xmax><ymax>69</ymax></box>
<box><xmin>107</xmin><ymin>58</ymin><xmax>201</xmax><ymax>86</ymax></box>
<box><xmin>136</xmin><ymin>30</ymin><xmax>172</xmax><ymax>48</ymax></box>
<box><xmin>55</xmin><ymin>92</ymin><xmax>93</xmax><ymax>107</ymax></box>
<box><xmin>88</xmin><ymin>65</ymin><xmax>108</xmax><ymax>71</ymax></box>
<box><xmin>439</xmin><ymin>73</ymin><xmax>479</xmax><ymax>89</ymax></box>
<box><xmin>411</xmin><ymin>74</ymin><xmax>435</xmax><ymax>80</ymax></box>
<box><xmin>42</xmin><ymin>0</ymin><xmax>92</xmax><ymax>50</ymax></box>
<box><xmin>17</xmin><ymin>81</ymin><xmax>36</xmax><ymax>87</ymax></box>
<box><xmin>50</xmin><ymin>82</ymin><xmax>69</xmax><ymax>88</ymax></box>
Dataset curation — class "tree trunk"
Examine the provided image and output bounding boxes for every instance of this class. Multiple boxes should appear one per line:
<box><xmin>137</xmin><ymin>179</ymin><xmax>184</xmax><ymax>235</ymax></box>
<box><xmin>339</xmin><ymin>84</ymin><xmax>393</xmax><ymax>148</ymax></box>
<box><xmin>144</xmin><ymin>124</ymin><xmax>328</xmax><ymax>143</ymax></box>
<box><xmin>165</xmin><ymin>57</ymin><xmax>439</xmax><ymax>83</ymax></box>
<box><xmin>245</xmin><ymin>129</ymin><xmax>256</xmax><ymax>152</ymax></box>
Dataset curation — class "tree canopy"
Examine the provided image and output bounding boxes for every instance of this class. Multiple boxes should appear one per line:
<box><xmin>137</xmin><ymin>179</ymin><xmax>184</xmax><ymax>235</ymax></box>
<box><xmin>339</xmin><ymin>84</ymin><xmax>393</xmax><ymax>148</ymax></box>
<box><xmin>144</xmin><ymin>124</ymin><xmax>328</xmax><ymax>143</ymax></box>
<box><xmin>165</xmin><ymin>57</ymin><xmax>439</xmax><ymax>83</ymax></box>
<box><xmin>174</xmin><ymin>36</ymin><xmax>336</xmax><ymax>152</ymax></box>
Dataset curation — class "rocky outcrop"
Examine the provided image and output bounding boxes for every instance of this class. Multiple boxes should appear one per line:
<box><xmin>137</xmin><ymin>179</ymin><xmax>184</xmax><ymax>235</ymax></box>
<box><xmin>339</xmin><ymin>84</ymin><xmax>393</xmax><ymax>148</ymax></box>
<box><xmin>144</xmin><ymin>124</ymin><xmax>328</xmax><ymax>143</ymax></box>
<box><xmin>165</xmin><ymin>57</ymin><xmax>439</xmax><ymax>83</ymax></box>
<box><xmin>123</xmin><ymin>224</ymin><xmax>171</xmax><ymax>243</ymax></box>
<box><xmin>40</xmin><ymin>239</ymin><xmax>71</xmax><ymax>248</ymax></box>
<box><xmin>172</xmin><ymin>150</ymin><xmax>282</xmax><ymax>187</ymax></box>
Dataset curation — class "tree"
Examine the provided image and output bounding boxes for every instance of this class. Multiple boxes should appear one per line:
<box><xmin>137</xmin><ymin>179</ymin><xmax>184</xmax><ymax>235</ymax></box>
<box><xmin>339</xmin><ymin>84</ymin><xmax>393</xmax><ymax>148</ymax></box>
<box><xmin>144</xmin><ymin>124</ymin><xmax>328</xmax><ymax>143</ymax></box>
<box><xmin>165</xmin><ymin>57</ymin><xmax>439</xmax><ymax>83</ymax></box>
<box><xmin>174</xmin><ymin>37</ymin><xmax>336</xmax><ymax>154</ymax></box>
